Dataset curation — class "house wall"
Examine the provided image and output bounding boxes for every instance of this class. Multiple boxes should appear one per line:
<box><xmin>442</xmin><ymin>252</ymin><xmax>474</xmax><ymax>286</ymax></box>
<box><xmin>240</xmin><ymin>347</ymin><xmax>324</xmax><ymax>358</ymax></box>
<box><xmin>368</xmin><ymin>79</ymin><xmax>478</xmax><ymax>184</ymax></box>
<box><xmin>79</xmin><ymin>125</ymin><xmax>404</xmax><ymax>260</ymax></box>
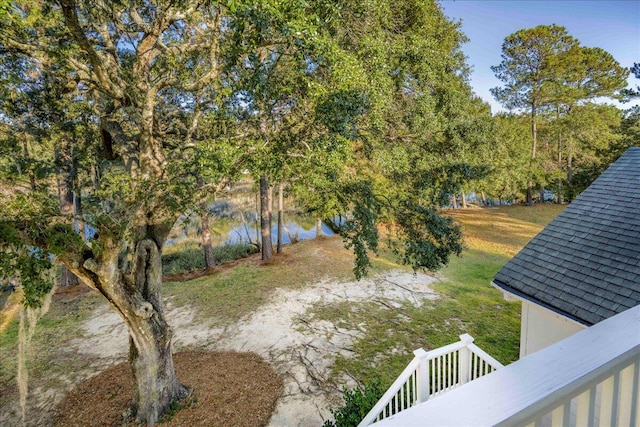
<box><xmin>520</xmin><ymin>300</ymin><xmax>586</xmax><ymax>358</ymax></box>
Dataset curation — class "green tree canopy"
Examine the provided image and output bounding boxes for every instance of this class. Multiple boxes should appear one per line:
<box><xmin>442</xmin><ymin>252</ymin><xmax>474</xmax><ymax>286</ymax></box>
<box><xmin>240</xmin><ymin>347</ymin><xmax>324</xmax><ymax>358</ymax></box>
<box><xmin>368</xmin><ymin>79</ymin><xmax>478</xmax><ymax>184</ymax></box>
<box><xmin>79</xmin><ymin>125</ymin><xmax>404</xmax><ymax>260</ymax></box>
<box><xmin>1</xmin><ymin>0</ymin><xmax>484</xmax><ymax>423</ymax></box>
<box><xmin>491</xmin><ymin>24</ymin><xmax>628</xmax><ymax>204</ymax></box>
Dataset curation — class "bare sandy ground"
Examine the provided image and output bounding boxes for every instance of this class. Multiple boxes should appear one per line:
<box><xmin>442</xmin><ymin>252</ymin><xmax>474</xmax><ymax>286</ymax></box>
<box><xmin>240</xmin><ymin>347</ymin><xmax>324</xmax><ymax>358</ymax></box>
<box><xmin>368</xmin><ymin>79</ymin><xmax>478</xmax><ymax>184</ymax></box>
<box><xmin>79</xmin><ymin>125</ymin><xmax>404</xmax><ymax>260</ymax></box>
<box><xmin>3</xmin><ymin>270</ymin><xmax>438</xmax><ymax>426</ymax></box>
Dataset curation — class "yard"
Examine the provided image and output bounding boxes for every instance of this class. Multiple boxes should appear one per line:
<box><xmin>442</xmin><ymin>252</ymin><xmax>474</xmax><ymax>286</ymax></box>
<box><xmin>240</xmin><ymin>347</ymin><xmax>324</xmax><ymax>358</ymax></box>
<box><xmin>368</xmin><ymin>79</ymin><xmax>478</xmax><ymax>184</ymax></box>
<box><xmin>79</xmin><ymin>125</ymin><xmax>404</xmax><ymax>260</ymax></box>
<box><xmin>0</xmin><ymin>204</ymin><xmax>564</xmax><ymax>426</ymax></box>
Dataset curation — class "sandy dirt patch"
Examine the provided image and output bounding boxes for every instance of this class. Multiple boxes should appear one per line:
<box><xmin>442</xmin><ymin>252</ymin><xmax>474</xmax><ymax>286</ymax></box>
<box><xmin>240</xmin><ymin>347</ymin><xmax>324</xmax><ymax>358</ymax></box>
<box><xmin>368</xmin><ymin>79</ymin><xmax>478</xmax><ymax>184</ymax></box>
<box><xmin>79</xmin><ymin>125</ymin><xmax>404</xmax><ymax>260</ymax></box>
<box><xmin>2</xmin><ymin>269</ymin><xmax>437</xmax><ymax>426</ymax></box>
<box><xmin>214</xmin><ymin>270</ymin><xmax>438</xmax><ymax>426</ymax></box>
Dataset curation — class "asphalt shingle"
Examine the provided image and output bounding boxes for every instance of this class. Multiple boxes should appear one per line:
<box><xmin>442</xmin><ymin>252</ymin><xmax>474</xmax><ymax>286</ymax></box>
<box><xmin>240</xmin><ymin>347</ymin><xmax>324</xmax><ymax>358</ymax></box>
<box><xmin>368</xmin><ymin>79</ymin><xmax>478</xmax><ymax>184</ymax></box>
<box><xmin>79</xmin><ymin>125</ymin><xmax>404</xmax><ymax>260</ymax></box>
<box><xmin>493</xmin><ymin>147</ymin><xmax>640</xmax><ymax>326</ymax></box>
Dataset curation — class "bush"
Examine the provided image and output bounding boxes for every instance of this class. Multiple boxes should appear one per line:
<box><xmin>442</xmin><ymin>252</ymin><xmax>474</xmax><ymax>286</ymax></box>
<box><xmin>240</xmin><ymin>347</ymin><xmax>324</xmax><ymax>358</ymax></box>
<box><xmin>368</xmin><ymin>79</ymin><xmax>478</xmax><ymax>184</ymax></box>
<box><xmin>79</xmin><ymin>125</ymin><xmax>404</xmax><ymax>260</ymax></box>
<box><xmin>211</xmin><ymin>242</ymin><xmax>258</xmax><ymax>264</ymax></box>
<box><xmin>323</xmin><ymin>381</ymin><xmax>384</xmax><ymax>427</ymax></box>
<box><xmin>162</xmin><ymin>248</ymin><xmax>206</xmax><ymax>274</ymax></box>
<box><xmin>162</xmin><ymin>243</ymin><xmax>258</xmax><ymax>274</ymax></box>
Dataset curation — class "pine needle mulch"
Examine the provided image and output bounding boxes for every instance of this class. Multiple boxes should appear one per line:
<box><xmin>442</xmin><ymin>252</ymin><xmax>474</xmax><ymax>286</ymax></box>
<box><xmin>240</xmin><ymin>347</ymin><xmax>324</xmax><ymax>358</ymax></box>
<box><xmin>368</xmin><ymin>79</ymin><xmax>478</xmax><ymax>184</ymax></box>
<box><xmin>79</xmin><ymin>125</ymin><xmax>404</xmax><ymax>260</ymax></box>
<box><xmin>53</xmin><ymin>351</ymin><xmax>283</xmax><ymax>427</ymax></box>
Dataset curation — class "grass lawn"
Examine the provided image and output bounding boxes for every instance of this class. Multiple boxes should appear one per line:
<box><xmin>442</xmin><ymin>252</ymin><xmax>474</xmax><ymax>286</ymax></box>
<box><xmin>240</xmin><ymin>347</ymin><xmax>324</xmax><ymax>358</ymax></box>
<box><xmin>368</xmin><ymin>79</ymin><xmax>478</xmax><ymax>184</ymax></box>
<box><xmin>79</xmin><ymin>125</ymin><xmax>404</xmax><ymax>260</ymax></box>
<box><xmin>0</xmin><ymin>203</ymin><xmax>565</xmax><ymax>417</ymax></box>
<box><xmin>307</xmin><ymin>204</ymin><xmax>566</xmax><ymax>387</ymax></box>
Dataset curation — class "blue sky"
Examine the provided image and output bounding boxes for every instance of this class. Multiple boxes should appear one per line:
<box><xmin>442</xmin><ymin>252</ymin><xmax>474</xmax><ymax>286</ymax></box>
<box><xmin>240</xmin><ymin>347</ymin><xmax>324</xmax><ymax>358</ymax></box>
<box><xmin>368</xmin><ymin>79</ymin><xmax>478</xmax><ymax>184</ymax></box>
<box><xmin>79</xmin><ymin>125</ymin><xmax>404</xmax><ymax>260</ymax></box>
<box><xmin>440</xmin><ymin>0</ymin><xmax>640</xmax><ymax>113</ymax></box>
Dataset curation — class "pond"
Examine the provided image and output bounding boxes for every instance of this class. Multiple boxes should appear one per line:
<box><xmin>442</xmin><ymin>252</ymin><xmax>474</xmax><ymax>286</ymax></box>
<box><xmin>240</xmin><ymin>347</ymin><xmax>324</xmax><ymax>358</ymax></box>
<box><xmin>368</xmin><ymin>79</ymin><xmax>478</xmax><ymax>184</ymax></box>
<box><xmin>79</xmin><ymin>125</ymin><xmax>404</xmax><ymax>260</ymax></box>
<box><xmin>225</xmin><ymin>221</ymin><xmax>335</xmax><ymax>245</ymax></box>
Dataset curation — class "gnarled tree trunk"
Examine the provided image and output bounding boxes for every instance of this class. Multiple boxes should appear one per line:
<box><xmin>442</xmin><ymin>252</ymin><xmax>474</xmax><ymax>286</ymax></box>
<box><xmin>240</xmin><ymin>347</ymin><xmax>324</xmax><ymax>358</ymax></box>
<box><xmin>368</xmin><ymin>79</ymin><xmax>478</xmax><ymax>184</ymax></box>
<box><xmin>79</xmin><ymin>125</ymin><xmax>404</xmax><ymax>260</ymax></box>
<box><xmin>127</xmin><ymin>239</ymin><xmax>190</xmax><ymax>423</ymax></box>
<box><xmin>74</xmin><ymin>235</ymin><xmax>190</xmax><ymax>425</ymax></box>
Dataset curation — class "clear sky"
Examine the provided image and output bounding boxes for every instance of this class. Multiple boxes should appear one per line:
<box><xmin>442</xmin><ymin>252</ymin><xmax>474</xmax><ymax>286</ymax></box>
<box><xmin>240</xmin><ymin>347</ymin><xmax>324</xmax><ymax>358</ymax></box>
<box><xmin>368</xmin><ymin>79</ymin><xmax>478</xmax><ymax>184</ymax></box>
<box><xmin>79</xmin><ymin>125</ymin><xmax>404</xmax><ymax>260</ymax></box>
<box><xmin>440</xmin><ymin>0</ymin><xmax>640</xmax><ymax>114</ymax></box>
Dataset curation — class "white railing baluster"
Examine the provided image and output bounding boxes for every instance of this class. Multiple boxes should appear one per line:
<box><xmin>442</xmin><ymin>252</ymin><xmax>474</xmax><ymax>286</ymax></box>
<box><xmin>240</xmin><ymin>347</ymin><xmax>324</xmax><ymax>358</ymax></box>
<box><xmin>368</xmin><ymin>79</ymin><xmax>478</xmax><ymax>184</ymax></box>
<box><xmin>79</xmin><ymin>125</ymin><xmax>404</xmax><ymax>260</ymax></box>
<box><xmin>438</xmin><ymin>355</ymin><xmax>442</xmax><ymax>393</ymax></box>
<box><xmin>358</xmin><ymin>334</ymin><xmax>504</xmax><ymax>426</ymax></box>
<box><xmin>618</xmin><ymin>363</ymin><xmax>634</xmax><ymax>426</ymax></box>
<box><xmin>588</xmin><ymin>384</ymin><xmax>597</xmax><ymax>425</ymax></box>
<box><xmin>611</xmin><ymin>371</ymin><xmax>621</xmax><ymax>426</ymax></box>
<box><xmin>550</xmin><ymin>405</ymin><xmax>563</xmax><ymax>427</ymax></box>
<box><xmin>448</xmin><ymin>352</ymin><xmax>452</xmax><ymax>389</ymax></box>
<box><xmin>630</xmin><ymin>360</ymin><xmax>640</xmax><ymax>426</ymax></box>
<box><xmin>453</xmin><ymin>350</ymin><xmax>457</xmax><ymax>386</ymax></box>
<box><xmin>575</xmin><ymin>387</ymin><xmax>590</xmax><ymax>425</ymax></box>
<box><xmin>600</xmin><ymin>375</ymin><xmax>615</xmax><ymax>426</ymax></box>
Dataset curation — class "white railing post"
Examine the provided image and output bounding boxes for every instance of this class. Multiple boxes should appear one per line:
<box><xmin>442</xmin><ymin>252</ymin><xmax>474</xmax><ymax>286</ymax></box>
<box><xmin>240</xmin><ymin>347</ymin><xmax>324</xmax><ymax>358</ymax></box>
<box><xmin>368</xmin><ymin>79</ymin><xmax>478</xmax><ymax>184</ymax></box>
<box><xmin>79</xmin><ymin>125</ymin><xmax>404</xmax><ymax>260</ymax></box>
<box><xmin>413</xmin><ymin>348</ymin><xmax>430</xmax><ymax>403</ymax></box>
<box><xmin>369</xmin><ymin>308</ymin><xmax>640</xmax><ymax>427</ymax></box>
<box><xmin>357</xmin><ymin>355</ymin><xmax>423</xmax><ymax>426</ymax></box>
<box><xmin>358</xmin><ymin>333</ymin><xmax>505</xmax><ymax>425</ymax></box>
<box><xmin>459</xmin><ymin>334</ymin><xmax>474</xmax><ymax>385</ymax></box>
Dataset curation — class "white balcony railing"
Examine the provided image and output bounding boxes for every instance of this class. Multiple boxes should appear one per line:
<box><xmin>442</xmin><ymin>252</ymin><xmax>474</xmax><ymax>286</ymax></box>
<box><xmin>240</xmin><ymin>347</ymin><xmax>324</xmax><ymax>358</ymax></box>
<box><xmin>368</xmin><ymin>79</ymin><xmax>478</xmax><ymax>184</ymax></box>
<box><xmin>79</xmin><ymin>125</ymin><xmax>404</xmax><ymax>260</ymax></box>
<box><xmin>523</xmin><ymin>356</ymin><xmax>639</xmax><ymax>427</ymax></box>
<box><xmin>358</xmin><ymin>334</ymin><xmax>504</xmax><ymax>426</ymax></box>
<box><xmin>371</xmin><ymin>305</ymin><xmax>640</xmax><ymax>427</ymax></box>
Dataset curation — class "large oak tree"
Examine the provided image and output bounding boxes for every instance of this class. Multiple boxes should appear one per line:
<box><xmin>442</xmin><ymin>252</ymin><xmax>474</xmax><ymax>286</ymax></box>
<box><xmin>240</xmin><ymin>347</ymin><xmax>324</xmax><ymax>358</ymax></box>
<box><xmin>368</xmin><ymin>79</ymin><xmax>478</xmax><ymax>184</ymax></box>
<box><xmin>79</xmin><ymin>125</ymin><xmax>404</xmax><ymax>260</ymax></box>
<box><xmin>1</xmin><ymin>0</ymin><xmax>479</xmax><ymax>423</ymax></box>
<box><xmin>1</xmin><ymin>2</ymin><xmax>239</xmax><ymax>423</ymax></box>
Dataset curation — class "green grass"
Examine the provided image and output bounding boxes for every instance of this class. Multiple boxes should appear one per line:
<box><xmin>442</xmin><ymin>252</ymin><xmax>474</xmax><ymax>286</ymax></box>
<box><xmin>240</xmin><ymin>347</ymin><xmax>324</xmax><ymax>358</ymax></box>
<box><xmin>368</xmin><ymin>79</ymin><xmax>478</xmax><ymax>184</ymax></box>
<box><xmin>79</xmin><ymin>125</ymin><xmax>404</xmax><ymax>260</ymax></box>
<box><xmin>496</xmin><ymin>204</ymin><xmax>567</xmax><ymax>226</ymax></box>
<box><xmin>304</xmin><ymin>204</ymin><xmax>566</xmax><ymax>388</ymax></box>
<box><xmin>0</xmin><ymin>203</ymin><xmax>566</xmax><ymax>415</ymax></box>
<box><xmin>0</xmin><ymin>291</ymin><xmax>103</xmax><ymax>398</ymax></box>
<box><xmin>164</xmin><ymin>264</ymin><xmax>271</xmax><ymax>323</ymax></box>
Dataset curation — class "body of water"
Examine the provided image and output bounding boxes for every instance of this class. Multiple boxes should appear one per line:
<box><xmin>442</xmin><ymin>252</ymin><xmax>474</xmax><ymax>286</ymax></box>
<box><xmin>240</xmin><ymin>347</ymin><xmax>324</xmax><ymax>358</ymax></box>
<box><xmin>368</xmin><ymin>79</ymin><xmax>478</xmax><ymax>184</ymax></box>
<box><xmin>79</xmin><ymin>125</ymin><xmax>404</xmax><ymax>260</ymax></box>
<box><xmin>226</xmin><ymin>221</ymin><xmax>335</xmax><ymax>245</ymax></box>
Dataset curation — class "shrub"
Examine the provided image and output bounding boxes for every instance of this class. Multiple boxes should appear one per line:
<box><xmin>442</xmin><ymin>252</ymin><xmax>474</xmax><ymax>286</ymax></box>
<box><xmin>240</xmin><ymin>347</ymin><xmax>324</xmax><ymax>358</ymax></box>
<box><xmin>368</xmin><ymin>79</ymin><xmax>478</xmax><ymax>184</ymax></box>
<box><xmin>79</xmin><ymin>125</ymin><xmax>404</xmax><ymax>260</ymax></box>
<box><xmin>211</xmin><ymin>243</ymin><xmax>258</xmax><ymax>264</ymax></box>
<box><xmin>162</xmin><ymin>243</ymin><xmax>258</xmax><ymax>274</ymax></box>
<box><xmin>323</xmin><ymin>381</ymin><xmax>384</xmax><ymax>427</ymax></box>
<box><xmin>162</xmin><ymin>248</ymin><xmax>206</xmax><ymax>274</ymax></box>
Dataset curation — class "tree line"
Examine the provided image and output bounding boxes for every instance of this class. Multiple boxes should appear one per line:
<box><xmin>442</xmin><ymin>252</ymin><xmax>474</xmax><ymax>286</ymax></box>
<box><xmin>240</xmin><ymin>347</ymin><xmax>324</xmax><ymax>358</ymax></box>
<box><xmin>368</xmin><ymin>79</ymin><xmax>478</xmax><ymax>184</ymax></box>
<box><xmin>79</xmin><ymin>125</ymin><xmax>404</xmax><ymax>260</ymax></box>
<box><xmin>442</xmin><ymin>24</ymin><xmax>636</xmax><ymax>208</ymax></box>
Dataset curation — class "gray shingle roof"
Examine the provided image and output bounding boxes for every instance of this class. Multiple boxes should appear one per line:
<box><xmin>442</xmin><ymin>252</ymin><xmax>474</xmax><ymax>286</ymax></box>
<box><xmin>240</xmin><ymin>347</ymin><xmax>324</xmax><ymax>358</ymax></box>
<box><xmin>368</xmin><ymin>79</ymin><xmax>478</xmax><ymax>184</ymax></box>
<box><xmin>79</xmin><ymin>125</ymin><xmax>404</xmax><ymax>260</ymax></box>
<box><xmin>493</xmin><ymin>147</ymin><xmax>640</xmax><ymax>326</ymax></box>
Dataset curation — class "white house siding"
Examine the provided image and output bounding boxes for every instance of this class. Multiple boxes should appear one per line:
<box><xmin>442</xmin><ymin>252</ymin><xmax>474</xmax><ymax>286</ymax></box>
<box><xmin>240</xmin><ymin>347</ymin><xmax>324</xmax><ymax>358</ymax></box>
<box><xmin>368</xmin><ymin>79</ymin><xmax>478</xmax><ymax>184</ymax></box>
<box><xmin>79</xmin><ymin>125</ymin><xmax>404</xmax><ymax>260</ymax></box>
<box><xmin>520</xmin><ymin>300</ymin><xmax>585</xmax><ymax>358</ymax></box>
